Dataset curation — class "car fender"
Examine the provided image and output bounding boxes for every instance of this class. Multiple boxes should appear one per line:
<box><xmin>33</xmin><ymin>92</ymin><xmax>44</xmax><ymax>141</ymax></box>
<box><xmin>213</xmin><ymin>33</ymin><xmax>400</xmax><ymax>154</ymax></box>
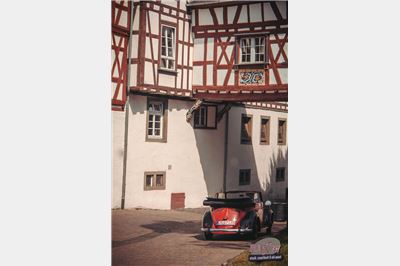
<box><xmin>202</xmin><ymin>210</ymin><xmax>213</xmax><ymax>228</ymax></box>
<box><xmin>240</xmin><ymin>210</ymin><xmax>258</xmax><ymax>228</ymax></box>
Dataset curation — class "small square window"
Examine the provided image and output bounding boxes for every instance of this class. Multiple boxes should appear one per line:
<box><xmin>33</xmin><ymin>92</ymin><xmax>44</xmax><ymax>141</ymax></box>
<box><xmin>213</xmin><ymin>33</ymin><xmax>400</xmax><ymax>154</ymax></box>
<box><xmin>144</xmin><ymin>172</ymin><xmax>166</xmax><ymax>190</ymax></box>
<box><xmin>276</xmin><ymin>168</ymin><xmax>285</xmax><ymax>182</ymax></box>
<box><xmin>239</xmin><ymin>169</ymin><xmax>251</xmax><ymax>186</ymax></box>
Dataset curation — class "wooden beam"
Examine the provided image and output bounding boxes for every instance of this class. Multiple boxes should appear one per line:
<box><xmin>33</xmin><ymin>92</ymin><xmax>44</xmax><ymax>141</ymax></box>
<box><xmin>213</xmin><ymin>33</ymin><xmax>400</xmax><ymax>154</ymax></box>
<box><xmin>192</xmin><ymin>19</ymin><xmax>287</xmax><ymax>32</ymax></box>
<box><xmin>192</xmin><ymin>84</ymin><xmax>288</xmax><ymax>91</ymax></box>
<box><xmin>193</xmin><ymin>92</ymin><xmax>288</xmax><ymax>102</ymax></box>
<box><xmin>217</xmin><ymin>103</ymin><xmax>232</xmax><ymax>122</ymax></box>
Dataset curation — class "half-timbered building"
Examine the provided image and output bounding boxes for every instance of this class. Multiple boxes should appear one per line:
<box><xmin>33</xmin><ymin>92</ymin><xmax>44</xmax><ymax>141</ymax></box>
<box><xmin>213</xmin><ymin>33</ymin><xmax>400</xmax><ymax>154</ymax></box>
<box><xmin>112</xmin><ymin>0</ymin><xmax>288</xmax><ymax>210</ymax></box>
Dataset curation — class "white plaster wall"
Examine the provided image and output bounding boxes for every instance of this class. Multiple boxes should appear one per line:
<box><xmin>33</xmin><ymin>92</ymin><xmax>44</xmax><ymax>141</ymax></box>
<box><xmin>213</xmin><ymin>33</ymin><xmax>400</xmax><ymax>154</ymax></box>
<box><xmin>226</xmin><ymin>106</ymin><xmax>288</xmax><ymax>201</ymax></box>
<box><xmin>249</xmin><ymin>3</ymin><xmax>262</xmax><ymax>23</ymax></box>
<box><xmin>124</xmin><ymin>95</ymin><xmax>226</xmax><ymax>209</ymax></box>
<box><xmin>276</xmin><ymin>1</ymin><xmax>287</xmax><ymax>20</ymax></box>
<box><xmin>198</xmin><ymin>9</ymin><xmax>213</xmax><ymax>25</ymax></box>
<box><xmin>264</xmin><ymin>3</ymin><xmax>277</xmax><ymax>21</ymax></box>
<box><xmin>193</xmin><ymin>39</ymin><xmax>204</xmax><ymax>61</ymax></box>
<box><xmin>116</xmin><ymin>96</ymin><xmax>289</xmax><ymax>209</ymax></box>
<box><xmin>144</xmin><ymin>61</ymin><xmax>154</xmax><ymax>85</ymax></box>
<box><xmin>227</xmin><ymin>6</ymin><xmax>237</xmax><ymax>24</ymax></box>
<box><xmin>192</xmin><ymin>66</ymin><xmax>202</xmax><ymax>85</ymax></box>
<box><xmin>112</xmin><ymin>110</ymin><xmax>126</xmax><ymax>209</ymax></box>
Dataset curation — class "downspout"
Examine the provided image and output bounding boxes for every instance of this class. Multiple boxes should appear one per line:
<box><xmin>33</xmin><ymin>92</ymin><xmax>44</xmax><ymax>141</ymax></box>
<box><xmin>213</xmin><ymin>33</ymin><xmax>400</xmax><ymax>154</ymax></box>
<box><xmin>222</xmin><ymin>109</ymin><xmax>229</xmax><ymax>192</ymax></box>
<box><xmin>121</xmin><ymin>2</ymin><xmax>135</xmax><ymax>209</ymax></box>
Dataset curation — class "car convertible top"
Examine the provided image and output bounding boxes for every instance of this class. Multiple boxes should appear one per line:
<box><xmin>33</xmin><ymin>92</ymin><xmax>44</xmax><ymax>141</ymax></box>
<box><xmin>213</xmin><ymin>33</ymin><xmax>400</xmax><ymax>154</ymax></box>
<box><xmin>203</xmin><ymin>197</ymin><xmax>255</xmax><ymax>209</ymax></box>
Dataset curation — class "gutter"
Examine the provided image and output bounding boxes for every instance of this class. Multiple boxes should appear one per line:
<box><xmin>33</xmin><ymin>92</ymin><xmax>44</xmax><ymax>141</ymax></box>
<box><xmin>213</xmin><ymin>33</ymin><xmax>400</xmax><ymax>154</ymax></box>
<box><xmin>222</xmin><ymin>109</ymin><xmax>229</xmax><ymax>192</ymax></box>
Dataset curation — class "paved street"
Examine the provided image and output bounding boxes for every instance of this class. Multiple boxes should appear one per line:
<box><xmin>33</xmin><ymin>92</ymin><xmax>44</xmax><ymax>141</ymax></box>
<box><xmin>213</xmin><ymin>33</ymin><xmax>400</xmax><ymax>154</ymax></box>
<box><xmin>112</xmin><ymin>208</ymin><xmax>287</xmax><ymax>266</ymax></box>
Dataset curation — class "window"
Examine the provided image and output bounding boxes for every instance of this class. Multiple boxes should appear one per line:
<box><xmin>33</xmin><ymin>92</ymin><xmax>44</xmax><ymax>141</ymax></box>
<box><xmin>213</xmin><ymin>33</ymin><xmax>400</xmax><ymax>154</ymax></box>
<box><xmin>276</xmin><ymin>168</ymin><xmax>285</xmax><ymax>182</ymax></box>
<box><xmin>144</xmin><ymin>172</ymin><xmax>166</xmax><ymax>190</ymax></box>
<box><xmin>240</xmin><ymin>36</ymin><xmax>265</xmax><ymax>64</ymax></box>
<box><xmin>239</xmin><ymin>169</ymin><xmax>251</xmax><ymax>186</ymax></box>
<box><xmin>260</xmin><ymin>116</ymin><xmax>270</xmax><ymax>145</ymax></box>
<box><xmin>160</xmin><ymin>26</ymin><xmax>175</xmax><ymax>70</ymax></box>
<box><xmin>194</xmin><ymin>106</ymin><xmax>207</xmax><ymax>127</ymax></box>
<box><xmin>193</xmin><ymin>105</ymin><xmax>217</xmax><ymax>129</ymax></box>
<box><xmin>278</xmin><ymin>119</ymin><xmax>287</xmax><ymax>145</ymax></box>
<box><xmin>146</xmin><ymin>98</ymin><xmax>168</xmax><ymax>142</ymax></box>
<box><xmin>241</xmin><ymin>114</ymin><xmax>253</xmax><ymax>144</ymax></box>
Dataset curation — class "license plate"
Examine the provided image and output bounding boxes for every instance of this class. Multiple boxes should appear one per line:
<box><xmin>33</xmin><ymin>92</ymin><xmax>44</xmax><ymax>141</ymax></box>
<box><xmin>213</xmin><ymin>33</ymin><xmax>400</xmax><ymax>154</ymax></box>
<box><xmin>216</xmin><ymin>220</ymin><xmax>235</xmax><ymax>225</ymax></box>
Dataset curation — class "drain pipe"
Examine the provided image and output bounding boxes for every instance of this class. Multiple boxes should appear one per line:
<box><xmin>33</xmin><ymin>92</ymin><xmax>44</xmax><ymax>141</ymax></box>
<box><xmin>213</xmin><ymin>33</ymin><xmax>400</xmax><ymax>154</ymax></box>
<box><xmin>121</xmin><ymin>2</ymin><xmax>135</xmax><ymax>209</ymax></box>
<box><xmin>222</xmin><ymin>109</ymin><xmax>229</xmax><ymax>192</ymax></box>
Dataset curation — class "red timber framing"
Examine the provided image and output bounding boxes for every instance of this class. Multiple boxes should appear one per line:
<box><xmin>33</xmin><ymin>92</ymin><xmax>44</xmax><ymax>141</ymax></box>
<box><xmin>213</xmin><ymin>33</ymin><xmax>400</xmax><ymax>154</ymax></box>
<box><xmin>130</xmin><ymin>1</ymin><xmax>193</xmax><ymax>98</ymax></box>
<box><xmin>189</xmin><ymin>1</ymin><xmax>288</xmax><ymax>102</ymax></box>
<box><xmin>112</xmin><ymin>0</ymin><xmax>133</xmax><ymax>111</ymax></box>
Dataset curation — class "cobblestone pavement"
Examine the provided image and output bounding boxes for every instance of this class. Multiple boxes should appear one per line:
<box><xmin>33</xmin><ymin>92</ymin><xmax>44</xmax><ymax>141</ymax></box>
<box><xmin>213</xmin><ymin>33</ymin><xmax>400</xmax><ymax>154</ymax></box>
<box><xmin>112</xmin><ymin>208</ymin><xmax>287</xmax><ymax>266</ymax></box>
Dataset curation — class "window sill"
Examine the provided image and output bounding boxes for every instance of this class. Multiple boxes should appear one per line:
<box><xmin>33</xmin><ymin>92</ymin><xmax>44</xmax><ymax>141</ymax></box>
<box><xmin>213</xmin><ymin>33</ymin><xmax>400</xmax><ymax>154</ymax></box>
<box><xmin>235</xmin><ymin>62</ymin><xmax>268</xmax><ymax>67</ymax></box>
<box><xmin>158</xmin><ymin>68</ymin><xmax>178</xmax><ymax>75</ymax></box>
<box><xmin>146</xmin><ymin>137</ymin><xmax>167</xmax><ymax>143</ymax></box>
<box><xmin>194</xmin><ymin>126</ymin><xmax>217</xmax><ymax>130</ymax></box>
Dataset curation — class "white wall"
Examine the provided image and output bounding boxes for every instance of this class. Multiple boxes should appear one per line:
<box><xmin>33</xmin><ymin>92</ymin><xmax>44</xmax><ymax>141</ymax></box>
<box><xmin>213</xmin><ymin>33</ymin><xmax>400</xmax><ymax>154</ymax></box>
<box><xmin>123</xmin><ymin>94</ymin><xmax>225</xmax><ymax>209</ymax></box>
<box><xmin>226</xmin><ymin>106</ymin><xmax>288</xmax><ymax>201</ymax></box>
<box><xmin>112</xmin><ymin>110</ymin><xmax>126</xmax><ymax>209</ymax></box>
<box><xmin>112</xmin><ymin>95</ymin><xmax>289</xmax><ymax>209</ymax></box>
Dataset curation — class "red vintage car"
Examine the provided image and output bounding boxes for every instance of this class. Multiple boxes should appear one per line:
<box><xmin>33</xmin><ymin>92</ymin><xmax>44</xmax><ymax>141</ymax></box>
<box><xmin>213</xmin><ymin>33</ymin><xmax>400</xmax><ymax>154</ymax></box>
<box><xmin>201</xmin><ymin>191</ymin><xmax>274</xmax><ymax>240</ymax></box>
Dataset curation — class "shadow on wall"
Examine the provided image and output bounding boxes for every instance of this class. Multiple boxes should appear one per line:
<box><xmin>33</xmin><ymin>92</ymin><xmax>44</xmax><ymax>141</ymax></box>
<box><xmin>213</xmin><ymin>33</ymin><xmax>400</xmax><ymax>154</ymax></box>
<box><xmin>193</xmin><ymin>104</ymin><xmax>227</xmax><ymax>197</ymax></box>
<box><xmin>267</xmin><ymin>148</ymin><xmax>288</xmax><ymax>201</ymax></box>
<box><xmin>194</xmin><ymin>106</ymin><xmax>264</xmax><ymax>199</ymax></box>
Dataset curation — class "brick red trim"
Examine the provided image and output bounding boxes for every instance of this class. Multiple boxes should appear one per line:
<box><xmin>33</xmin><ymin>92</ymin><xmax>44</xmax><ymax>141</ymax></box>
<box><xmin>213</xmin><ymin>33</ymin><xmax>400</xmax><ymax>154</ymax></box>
<box><xmin>193</xmin><ymin>84</ymin><xmax>288</xmax><ymax>92</ymax></box>
<box><xmin>137</xmin><ymin>3</ymin><xmax>147</xmax><ymax>86</ymax></box>
<box><xmin>193</xmin><ymin>19</ymin><xmax>287</xmax><ymax>32</ymax></box>
<box><xmin>194</xmin><ymin>28</ymin><xmax>287</xmax><ymax>38</ymax></box>
<box><xmin>193</xmin><ymin>92</ymin><xmax>288</xmax><ymax>102</ymax></box>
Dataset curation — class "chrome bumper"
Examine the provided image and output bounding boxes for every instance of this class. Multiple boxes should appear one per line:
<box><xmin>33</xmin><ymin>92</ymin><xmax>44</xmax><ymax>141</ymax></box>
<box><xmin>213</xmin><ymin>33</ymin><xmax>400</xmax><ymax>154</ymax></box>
<box><xmin>201</xmin><ymin>228</ymin><xmax>252</xmax><ymax>233</ymax></box>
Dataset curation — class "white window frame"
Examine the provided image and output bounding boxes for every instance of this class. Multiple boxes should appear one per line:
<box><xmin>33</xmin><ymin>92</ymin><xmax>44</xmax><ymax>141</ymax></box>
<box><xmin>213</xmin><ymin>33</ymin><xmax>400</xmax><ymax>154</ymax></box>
<box><xmin>160</xmin><ymin>25</ymin><xmax>176</xmax><ymax>70</ymax></box>
<box><xmin>240</xmin><ymin>36</ymin><xmax>265</xmax><ymax>64</ymax></box>
<box><xmin>147</xmin><ymin>101</ymin><xmax>164</xmax><ymax>139</ymax></box>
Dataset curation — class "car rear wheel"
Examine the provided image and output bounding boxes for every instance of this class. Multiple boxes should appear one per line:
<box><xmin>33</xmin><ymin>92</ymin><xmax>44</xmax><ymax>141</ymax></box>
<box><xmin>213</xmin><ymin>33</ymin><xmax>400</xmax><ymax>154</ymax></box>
<box><xmin>203</xmin><ymin>231</ymin><xmax>213</xmax><ymax>240</ymax></box>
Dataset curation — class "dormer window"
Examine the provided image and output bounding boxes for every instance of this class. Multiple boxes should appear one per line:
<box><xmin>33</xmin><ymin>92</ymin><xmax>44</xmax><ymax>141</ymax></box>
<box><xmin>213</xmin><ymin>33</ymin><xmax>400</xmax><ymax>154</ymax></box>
<box><xmin>240</xmin><ymin>36</ymin><xmax>265</xmax><ymax>64</ymax></box>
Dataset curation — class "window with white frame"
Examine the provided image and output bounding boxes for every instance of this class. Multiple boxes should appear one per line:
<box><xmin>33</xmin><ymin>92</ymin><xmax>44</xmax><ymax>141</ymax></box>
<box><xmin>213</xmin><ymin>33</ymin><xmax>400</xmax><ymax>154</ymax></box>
<box><xmin>147</xmin><ymin>101</ymin><xmax>164</xmax><ymax>139</ymax></box>
<box><xmin>160</xmin><ymin>26</ymin><xmax>175</xmax><ymax>70</ymax></box>
<box><xmin>240</xmin><ymin>36</ymin><xmax>265</xmax><ymax>63</ymax></box>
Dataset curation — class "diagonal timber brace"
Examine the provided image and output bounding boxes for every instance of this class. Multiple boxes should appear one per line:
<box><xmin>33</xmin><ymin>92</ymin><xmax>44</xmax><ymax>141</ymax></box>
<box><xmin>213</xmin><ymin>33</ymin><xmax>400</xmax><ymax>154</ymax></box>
<box><xmin>186</xmin><ymin>99</ymin><xmax>203</xmax><ymax>122</ymax></box>
<box><xmin>217</xmin><ymin>103</ymin><xmax>232</xmax><ymax>122</ymax></box>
